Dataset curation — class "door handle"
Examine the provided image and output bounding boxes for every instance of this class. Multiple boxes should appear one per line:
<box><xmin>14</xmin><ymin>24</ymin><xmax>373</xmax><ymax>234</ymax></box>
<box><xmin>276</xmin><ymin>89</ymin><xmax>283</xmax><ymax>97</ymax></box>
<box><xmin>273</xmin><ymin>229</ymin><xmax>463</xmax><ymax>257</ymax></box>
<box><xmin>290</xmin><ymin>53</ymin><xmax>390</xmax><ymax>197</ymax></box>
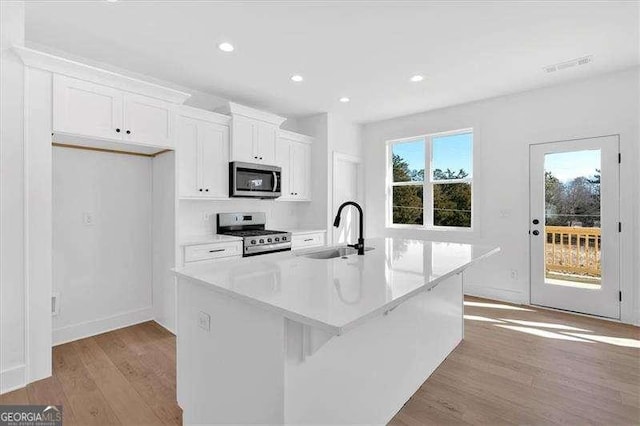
<box><xmin>532</xmin><ymin>230</ymin><xmax>540</xmax><ymax>236</ymax></box>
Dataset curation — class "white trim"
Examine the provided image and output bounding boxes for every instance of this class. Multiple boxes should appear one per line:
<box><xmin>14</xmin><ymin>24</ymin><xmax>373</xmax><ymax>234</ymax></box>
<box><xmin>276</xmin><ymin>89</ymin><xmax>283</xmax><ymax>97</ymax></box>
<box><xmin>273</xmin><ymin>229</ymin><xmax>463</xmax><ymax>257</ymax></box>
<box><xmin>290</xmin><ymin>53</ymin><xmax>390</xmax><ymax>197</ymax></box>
<box><xmin>174</xmin><ymin>104</ymin><xmax>231</xmax><ymax>126</ymax></box>
<box><xmin>0</xmin><ymin>365</ymin><xmax>26</xmax><ymax>395</ymax></box>
<box><xmin>332</xmin><ymin>152</ymin><xmax>364</xmax><ymax>246</ymax></box>
<box><xmin>52</xmin><ymin>306</ymin><xmax>154</xmax><ymax>346</ymax></box>
<box><xmin>464</xmin><ymin>284</ymin><xmax>526</xmax><ymax>305</ymax></box>
<box><xmin>23</xmin><ymin>61</ymin><xmax>31</xmax><ymax>393</ymax></box>
<box><xmin>386</xmin><ymin>129</ymin><xmax>474</xmax><ymax>230</ymax></box>
<box><xmin>279</xmin><ymin>129</ymin><xmax>314</xmax><ymax>144</ymax></box>
<box><xmin>217</xmin><ymin>102</ymin><xmax>286</xmax><ymax>126</ymax></box>
<box><xmin>154</xmin><ymin>317</ymin><xmax>176</xmax><ymax>335</ymax></box>
<box><xmin>12</xmin><ymin>45</ymin><xmax>191</xmax><ymax>104</ymax></box>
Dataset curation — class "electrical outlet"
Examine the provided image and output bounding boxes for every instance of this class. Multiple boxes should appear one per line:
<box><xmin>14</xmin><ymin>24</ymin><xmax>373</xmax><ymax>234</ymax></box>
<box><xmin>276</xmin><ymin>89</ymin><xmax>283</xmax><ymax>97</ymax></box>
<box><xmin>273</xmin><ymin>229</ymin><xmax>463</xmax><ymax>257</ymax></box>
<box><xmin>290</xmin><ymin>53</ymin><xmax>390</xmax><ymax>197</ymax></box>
<box><xmin>83</xmin><ymin>212</ymin><xmax>94</xmax><ymax>226</ymax></box>
<box><xmin>198</xmin><ymin>311</ymin><xmax>211</xmax><ymax>331</ymax></box>
<box><xmin>202</xmin><ymin>212</ymin><xmax>211</xmax><ymax>222</ymax></box>
<box><xmin>510</xmin><ymin>270</ymin><xmax>518</xmax><ymax>280</ymax></box>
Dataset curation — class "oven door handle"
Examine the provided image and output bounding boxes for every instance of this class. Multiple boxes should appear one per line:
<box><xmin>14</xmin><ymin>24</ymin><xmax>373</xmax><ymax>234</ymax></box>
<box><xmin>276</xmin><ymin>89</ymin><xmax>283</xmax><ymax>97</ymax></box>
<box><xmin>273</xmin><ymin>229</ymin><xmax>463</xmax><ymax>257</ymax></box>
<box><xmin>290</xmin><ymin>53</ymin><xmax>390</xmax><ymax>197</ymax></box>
<box><xmin>272</xmin><ymin>171</ymin><xmax>278</xmax><ymax>192</ymax></box>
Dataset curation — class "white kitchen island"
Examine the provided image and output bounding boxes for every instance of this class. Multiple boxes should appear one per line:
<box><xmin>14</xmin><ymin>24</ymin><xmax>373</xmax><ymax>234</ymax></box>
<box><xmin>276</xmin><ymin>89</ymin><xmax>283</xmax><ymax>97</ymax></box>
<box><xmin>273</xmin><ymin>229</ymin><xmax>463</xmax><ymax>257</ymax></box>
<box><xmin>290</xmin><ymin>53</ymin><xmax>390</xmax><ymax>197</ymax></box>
<box><xmin>173</xmin><ymin>238</ymin><xmax>499</xmax><ymax>425</ymax></box>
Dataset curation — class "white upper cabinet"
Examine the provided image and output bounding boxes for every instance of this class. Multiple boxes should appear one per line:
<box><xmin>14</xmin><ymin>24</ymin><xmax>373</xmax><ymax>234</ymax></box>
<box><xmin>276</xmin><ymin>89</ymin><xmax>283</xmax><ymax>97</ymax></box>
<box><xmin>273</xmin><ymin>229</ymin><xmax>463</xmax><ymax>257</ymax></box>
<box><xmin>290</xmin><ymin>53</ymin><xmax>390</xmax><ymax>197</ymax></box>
<box><xmin>176</xmin><ymin>107</ymin><xmax>231</xmax><ymax>199</ymax></box>
<box><xmin>53</xmin><ymin>74</ymin><xmax>174</xmax><ymax>149</ymax></box>
<box><xmin>255</xmin><ymin>120</ymin><xmax>278</xmax><ymax>164</ymax></box>
<box><xmin>276</xmin><ymin>135</ymin><xmax>292</xmax><ymax>199</ymax></box>
<box><xmin>277</xmin><ymin>130</ymin><xmax>313</xmax><ymax>201</ymax></box>
<box><xmin>218</xmin><ymin>102</ymin><xmax>285</xmax><ymax>165</ymax></box>
<box><xmin>291</xmin><ymin>140</ymin><xmax>311</xmax><ymax>200</ymax></box>
<box><xmin>123</xmin><ymin>93</ymin><xmax>173</xmax><ymax>147</ymax></box>
<box><xmin>53</xmin><ymin>74</ymin><xmax>124</xmax><ymax>141</ymax></box>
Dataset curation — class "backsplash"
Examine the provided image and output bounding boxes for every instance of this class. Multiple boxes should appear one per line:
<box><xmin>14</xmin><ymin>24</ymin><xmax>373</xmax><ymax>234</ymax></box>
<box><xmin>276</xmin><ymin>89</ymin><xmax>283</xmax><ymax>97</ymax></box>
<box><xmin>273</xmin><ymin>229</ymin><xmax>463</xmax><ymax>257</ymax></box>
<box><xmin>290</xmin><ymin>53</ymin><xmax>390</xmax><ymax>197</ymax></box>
<box><xmin>178</xmin><ymin>199</ymin><xmax>312</xmax><ymax>237</ymax></box>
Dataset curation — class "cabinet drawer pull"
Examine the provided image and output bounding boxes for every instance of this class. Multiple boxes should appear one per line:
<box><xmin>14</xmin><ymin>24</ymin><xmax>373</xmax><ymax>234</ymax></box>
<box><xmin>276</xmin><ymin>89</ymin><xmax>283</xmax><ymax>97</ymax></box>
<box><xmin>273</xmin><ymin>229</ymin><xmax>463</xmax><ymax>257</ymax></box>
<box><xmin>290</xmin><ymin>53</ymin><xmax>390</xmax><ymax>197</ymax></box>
<box><xmin>304</xmin><ymin>238</ymin><xmax>314</xmax><ymax>242</ymax></box>
<box><xmin>209</xmin><ymin>249</ymin><xmax>225</xmax><ymax>253</ymax></box>
<box><xmin>115</xmin><ymin>128</ymin><xmax>121</xmax><ymax>133</ymax></box>
<box><xmin>126</xmin><ymin>130</ymin><xmax>131</xmax><ymax>135</ymax></box>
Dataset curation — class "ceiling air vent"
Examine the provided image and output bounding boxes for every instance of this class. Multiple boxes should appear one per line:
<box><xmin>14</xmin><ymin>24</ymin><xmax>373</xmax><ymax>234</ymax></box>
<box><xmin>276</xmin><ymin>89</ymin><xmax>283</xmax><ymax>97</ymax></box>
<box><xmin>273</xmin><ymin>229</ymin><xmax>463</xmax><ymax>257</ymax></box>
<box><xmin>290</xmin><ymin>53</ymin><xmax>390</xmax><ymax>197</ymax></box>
<box><xmin>543</xmin><ymin>55</ymin><xmax>593</xmax><ymax>73</ymax></box>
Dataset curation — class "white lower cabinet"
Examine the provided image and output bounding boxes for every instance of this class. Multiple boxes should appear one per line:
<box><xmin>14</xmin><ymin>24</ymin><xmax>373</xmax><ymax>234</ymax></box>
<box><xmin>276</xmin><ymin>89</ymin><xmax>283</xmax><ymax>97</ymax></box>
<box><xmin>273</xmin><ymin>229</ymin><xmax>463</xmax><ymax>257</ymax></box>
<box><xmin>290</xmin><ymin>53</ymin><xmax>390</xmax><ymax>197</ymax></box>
<box><xmin>183</xmin><ymin>240</ymin><xmax>242</xmax><ymax>264</ymax></box>
<box><xmin>277</xmin><ymin>130</ymin><xmax>313</xmax><ymax>201</ymax></box>
<box><xmin>176</xmin><ymin>108</ymin><xmax>231</xmax><ymax>199</ymax></box>
<box><xmin>291</xmin><ymin>231</ymin><xmax>326</xmax><ymax>249</ymax></box>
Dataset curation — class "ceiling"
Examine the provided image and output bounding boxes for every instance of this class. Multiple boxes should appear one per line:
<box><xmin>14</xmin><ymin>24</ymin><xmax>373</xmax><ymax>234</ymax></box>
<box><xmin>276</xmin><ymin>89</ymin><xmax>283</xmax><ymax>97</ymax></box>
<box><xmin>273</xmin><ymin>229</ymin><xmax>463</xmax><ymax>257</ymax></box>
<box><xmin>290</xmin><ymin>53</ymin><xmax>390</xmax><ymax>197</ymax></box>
<box><xmin>25</xmin><ymin>1</ymin><xmax>639</xmax><ymax>123</ymax></box>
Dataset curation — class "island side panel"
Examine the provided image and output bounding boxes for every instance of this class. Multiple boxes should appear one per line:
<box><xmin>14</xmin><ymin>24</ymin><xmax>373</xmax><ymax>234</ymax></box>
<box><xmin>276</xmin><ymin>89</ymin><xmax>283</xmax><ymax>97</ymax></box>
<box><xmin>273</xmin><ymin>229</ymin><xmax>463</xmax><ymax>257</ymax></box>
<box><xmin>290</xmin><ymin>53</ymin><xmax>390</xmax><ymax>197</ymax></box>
<box><xmin>177</xmin><ymin>277</ymin><xmax>286</xmax><ymax>425</ymax></box>
<box><xmin>284</xmin><ymin>273</ymin><xmax>464</xmax><ymax>425</ymax></box>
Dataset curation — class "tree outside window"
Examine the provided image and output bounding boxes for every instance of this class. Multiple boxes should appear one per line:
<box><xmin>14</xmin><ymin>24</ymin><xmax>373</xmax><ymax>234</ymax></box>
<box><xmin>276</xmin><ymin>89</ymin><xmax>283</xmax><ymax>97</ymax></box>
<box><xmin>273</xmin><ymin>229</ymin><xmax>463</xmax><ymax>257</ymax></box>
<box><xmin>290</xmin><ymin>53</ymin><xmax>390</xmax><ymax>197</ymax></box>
<box><xmin>388</xmin><ymin>131</ymin><xmax>473</xmax><ymax>229</ymax></box>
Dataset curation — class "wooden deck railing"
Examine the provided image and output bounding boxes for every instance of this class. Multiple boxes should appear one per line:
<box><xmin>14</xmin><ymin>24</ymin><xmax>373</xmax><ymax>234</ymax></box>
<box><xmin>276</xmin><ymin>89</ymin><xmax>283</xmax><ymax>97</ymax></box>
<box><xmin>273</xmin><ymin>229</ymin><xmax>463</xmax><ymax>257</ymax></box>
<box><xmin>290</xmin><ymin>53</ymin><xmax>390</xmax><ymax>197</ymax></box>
<box><xmin>545</xmin><ymin>226</ymin><xmax>601</xmax><ymax>277</ymax></box>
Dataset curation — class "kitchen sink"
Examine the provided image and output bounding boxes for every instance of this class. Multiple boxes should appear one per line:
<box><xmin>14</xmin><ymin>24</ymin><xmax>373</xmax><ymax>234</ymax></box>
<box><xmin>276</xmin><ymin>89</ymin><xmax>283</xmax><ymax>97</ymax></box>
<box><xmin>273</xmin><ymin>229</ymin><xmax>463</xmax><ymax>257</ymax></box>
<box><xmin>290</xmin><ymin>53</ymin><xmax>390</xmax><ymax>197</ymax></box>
<box><xmin>299</xmin><ymin>246</ymin><xmax>374</xmax><ymax>259</ymax></box>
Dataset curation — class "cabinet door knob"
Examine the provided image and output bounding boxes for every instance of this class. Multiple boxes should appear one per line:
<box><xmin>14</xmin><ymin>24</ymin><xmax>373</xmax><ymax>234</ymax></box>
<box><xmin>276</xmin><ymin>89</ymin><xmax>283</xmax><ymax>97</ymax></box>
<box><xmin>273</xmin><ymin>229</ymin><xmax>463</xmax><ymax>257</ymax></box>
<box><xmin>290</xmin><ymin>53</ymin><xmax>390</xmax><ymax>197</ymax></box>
<box><xmin>116</xmin><ymin>128</ymin><xmax>121</xmax><ymax>133</ymax></box>
<box><xmin>199</xmin><ymin>189</ymin><xmax>203</xmax><ymax>192</ymax></box>
<box><xmin>126</xmin><ymin>130</ymin><xmax>131</xmax><ymax>135</ymax></box>
<box><xmin>205</xmin><ymin>189</ymin><xmax>209</xmax><ymax>192</ymax></box>
<box><xmin>259</xmin><ymin>157</ymin><xmax>263</xmax><ymax>160</ymax></box>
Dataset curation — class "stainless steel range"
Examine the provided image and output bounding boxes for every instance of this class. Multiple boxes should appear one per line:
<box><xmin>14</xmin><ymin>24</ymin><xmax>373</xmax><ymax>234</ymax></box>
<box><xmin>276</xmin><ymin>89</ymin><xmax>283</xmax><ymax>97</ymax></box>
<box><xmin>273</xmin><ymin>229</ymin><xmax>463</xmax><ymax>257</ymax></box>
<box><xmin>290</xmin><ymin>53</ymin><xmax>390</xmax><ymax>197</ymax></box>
<box><xmin>216</xmin><ymin>212</ymin><xmax>292</xmax><ymax>257</ymax></box>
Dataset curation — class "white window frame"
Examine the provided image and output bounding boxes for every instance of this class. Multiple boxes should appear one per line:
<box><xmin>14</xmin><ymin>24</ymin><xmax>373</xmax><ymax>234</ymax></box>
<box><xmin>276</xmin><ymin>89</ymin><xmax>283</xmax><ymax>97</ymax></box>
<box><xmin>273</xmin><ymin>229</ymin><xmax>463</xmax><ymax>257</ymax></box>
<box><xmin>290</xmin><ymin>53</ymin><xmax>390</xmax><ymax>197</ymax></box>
<box><xmin>385</xmin><ymin>128</ymin><xmax>474</xmax><ymax>231</ymax></box>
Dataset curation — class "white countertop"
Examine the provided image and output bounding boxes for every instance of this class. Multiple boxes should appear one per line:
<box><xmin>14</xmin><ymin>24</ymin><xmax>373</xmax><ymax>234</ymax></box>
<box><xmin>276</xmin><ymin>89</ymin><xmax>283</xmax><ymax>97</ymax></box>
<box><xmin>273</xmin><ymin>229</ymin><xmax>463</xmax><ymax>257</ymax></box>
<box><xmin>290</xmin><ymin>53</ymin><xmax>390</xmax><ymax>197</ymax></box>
<box><xmin>180</xmin><ymin>234</ymin><xmax>242</xmax><ymax>246</ymax></box>
<box><xmin>173</xmin><ymin>238</ymin><xmax>500</xmax><ymax>334</ymax></box>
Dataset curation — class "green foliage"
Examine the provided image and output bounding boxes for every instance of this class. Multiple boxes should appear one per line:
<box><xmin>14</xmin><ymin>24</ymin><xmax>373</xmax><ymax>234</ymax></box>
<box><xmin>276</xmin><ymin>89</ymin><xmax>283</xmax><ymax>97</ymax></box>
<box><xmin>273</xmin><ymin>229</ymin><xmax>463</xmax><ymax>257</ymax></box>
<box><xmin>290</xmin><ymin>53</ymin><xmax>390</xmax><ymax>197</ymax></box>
<box><xmin>392</xmin><ymin>155</ymin><xmax>471</xmax><ymax>227</ymax></box>
<box><xmin>392</xmin><ymin>154</ymin><xmax>424</xmax><ymax>224</ymax></box>
<box><xmin>544</xmin><ymin>170</ymin><xmax>600</xmax><ymax>226</ymax></box>
<box><xmin>433</xmin><ymin>183</ymin><xmax>471</xmax><ymax>227</ymax></box>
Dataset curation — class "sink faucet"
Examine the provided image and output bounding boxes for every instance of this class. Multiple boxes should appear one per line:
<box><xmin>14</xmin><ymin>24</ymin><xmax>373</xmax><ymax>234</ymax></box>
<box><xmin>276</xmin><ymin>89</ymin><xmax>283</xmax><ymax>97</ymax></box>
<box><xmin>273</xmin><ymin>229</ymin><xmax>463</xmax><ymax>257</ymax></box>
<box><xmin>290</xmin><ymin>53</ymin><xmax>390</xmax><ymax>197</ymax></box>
<box><xmin>333</xmin><ymin>201</ymin><xmax>365</xmax><ymax>255</ymax></box>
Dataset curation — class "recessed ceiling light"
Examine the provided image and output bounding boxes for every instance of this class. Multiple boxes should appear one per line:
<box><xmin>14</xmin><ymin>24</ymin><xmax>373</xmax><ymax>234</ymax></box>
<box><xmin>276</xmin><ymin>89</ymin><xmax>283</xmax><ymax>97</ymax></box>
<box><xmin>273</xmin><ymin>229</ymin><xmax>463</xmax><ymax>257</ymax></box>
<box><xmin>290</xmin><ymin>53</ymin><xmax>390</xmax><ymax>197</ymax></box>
<box><xmin>290</xmin><ymin>75</ymin><xmax>304</xmax><ymax>83</ymax></box>
<box><xmin>339</xmin><ymin>97</ymin><xmax>350</xmax><ymax>103</ymax></box>
<box><xmin>218</xmin><ymin>42</ymin><xmax>234</xmax><ymax>53</ymax></box>
<box><xmin>410</xmin><ymin>74</ymin><xmax>424</xmax><ymax>82</ymax></box>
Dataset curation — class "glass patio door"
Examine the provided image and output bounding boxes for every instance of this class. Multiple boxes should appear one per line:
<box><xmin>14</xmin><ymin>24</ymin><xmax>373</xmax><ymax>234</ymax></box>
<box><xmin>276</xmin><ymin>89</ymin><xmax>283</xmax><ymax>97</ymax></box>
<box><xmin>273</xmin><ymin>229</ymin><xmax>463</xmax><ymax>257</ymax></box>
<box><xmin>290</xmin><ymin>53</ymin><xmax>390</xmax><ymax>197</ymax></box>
<box><xmin>529</xmin><ymin>136</ymin><xmax>620</xmax><ymax>318</ymax></box>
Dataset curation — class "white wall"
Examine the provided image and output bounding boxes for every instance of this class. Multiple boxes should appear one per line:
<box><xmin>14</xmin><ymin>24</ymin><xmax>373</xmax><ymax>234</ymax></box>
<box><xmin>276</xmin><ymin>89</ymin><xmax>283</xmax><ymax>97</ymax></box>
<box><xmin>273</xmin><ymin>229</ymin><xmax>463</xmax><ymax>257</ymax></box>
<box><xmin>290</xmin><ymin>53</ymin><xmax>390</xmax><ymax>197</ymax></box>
<box><xmin>297</xmin><ymin>114</ymin><xmax>330</xmax><ymax>231</ymax></box>
<box><xmin>293</xmin><ymin>113</ymin><xmax>364</xmax><ymax>243</ymax></box>
<box><xmin>328</xmin><ymin>115</ymin><xmax>363</xmax><ymax>244</ymax></box>
<box><xmin>363</xmin><ymin>68</ymin><xmax>639</xmax><ymax>324</ymax></box>
<box><xmin>179</xmin><ymin>199</ymin><xmax>309</xmax><ymax>237</ymax></box>
<box><xmin>0</xmin><ymin>0</ymin><xmax>27</xmax><ymax>394</ymax></box>
<box><xmin>52</xmin><ymin>147</ymin><xmax>154</xmax><ymax>344</ymax></box>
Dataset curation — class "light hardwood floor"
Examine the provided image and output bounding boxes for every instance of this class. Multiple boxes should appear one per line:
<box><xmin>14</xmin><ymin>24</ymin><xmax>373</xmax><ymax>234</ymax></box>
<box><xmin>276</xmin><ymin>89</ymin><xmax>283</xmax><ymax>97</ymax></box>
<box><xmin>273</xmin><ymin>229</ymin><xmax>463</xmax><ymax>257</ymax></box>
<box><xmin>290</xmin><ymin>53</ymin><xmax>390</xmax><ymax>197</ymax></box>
<box><xmin>1</xmin><ymin>296</ymin><xmax>638</xmax><ymax>425</ymax></box>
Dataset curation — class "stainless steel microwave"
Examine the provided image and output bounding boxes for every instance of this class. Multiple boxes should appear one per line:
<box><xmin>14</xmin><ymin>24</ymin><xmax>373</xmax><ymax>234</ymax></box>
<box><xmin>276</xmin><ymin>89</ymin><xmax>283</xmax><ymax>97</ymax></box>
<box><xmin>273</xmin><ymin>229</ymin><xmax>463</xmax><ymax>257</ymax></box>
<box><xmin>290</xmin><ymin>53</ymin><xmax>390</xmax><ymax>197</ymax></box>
<box><xmin>229</xmin><ymin>162</ymin><xmax>281</xmax><ymax>198</ymax></box>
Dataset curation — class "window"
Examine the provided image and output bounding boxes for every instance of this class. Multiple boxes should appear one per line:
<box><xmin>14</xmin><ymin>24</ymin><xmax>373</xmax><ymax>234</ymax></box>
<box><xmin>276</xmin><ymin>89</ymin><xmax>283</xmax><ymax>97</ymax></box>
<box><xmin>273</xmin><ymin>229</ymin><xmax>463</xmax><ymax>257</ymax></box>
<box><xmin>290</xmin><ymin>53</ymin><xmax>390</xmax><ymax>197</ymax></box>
<box><xmin>387</xmin><ymin>130</ymin><xmax>473</xmax><ymax>229</ymax></box>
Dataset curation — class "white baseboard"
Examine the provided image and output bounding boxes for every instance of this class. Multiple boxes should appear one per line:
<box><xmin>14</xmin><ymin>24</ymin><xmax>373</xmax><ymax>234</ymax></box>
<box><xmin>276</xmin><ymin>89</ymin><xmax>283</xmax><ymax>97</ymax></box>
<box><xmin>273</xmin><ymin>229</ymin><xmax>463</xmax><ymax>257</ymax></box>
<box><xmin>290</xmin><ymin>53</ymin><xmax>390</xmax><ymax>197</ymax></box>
<box><xmin>1</xmin><ymin>364</ymin><xmax>26</xmax><ymax>395</ymax></box>
<box><xmin>464</xmin><ymin>283</ymin><xmax>526</xmax><ymax>305</ymax></box>
<box><xmin>53</xmin><ymin>306</ymin><xmax>154</xmax><ymax>346</ymax></box>
<box><xmin>153</xmin><ymin>317</ymin><xmax>176</xmax><ymax>336</ymax></box>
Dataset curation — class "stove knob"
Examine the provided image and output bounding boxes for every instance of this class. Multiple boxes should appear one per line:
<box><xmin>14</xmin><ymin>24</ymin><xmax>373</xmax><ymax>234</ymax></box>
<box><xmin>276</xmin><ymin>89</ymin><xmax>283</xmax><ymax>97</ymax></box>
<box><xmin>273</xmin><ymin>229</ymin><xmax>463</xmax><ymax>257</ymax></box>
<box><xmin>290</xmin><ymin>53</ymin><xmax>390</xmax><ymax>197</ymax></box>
<box><xmin>259</xmin><ymin>239</ymin><xmax>265</xmax><ymax>244</ymax></box>
<box><xmin>274</xmin><ymin>237</ymin><xmax>280</xmax><ymax>242</ymax></box>
<box><xmin>267</xmin><ymin>238</ymin><xmax>272</xmax><ymax>243</ymax></box>
<box><xmin>250</xmin><ymin>240</ymin><xmax>257</xmax><ymax>245</ymax></box>
<box><xmin>282</xmin><ymin>236</ymin><xmax>287</xmax><ymax>241</ymax></box>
